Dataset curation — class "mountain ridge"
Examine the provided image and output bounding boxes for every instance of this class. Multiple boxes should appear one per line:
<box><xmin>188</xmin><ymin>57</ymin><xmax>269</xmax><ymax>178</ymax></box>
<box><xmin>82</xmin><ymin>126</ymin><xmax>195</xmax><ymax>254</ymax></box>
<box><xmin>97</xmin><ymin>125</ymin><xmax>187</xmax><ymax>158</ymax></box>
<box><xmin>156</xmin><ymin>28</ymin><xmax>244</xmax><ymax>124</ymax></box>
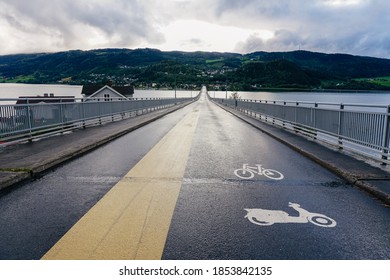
<box><xmin>1</xmin><ymin>48</ymin><xmax>390</xmax><ymax>90</ymax></box>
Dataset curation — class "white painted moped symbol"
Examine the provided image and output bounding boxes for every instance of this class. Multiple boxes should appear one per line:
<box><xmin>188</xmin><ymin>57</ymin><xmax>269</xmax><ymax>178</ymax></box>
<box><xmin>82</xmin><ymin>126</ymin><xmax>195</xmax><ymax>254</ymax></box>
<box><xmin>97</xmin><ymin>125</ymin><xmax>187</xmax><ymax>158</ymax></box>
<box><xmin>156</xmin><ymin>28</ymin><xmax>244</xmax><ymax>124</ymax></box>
<box><xmin>234</xmin><ymin>164</ymin><xmax>284</xmax><ymax>180</ymax></box>
<box><xmin>244</xmin><ymin>202</ymin><xmax>337</xmax><ymax>228</ymax></box>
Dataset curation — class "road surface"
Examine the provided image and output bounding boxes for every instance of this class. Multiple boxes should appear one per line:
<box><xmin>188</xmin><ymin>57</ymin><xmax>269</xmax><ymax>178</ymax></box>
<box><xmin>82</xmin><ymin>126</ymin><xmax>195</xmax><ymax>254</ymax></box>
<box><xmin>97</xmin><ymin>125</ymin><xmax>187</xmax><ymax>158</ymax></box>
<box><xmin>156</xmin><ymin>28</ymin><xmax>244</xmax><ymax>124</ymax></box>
<box><xmin>0</xmin><ymin>89</ymin><xmax>389</xmax><ymax>260</ymax></box>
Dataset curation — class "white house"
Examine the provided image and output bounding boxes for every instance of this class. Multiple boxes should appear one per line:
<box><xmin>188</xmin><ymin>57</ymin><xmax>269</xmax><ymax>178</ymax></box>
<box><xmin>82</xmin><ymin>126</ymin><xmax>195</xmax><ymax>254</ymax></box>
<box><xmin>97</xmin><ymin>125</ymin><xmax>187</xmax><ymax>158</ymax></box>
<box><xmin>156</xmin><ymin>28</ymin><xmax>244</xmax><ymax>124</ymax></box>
<box><xmin>83</xmin><ymin>85</ymin><xmax>129</xmax><ymax>101</ymax></box>
<box><xmin>14</xmin><ymin>94</ymin><xmax>76</xmax><ymax>123</ymax></box>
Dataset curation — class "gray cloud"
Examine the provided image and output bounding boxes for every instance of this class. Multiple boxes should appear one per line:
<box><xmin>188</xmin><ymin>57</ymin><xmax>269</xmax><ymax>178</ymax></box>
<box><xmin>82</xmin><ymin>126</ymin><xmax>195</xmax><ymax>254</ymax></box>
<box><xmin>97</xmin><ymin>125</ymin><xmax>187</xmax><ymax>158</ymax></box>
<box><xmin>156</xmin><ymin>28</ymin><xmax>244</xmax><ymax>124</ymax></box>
<box><xmin>230</xmin><ymin>0</ymin><xmax>390</xmax><ymax>58</ymax></box>
<box><xmin>236</xmin><ymin>28</ymin><xmax>390</xmax><ymax>58</ymax></box>
<box><xmin>0</xmin><ymin>0</ymin><xmax>389</xmax><ymax>58</ymax></box>
<box><xmin>215</xmin><ymin>0</ymin><xmax>293</xmax><ymax>19</ymax></box>
<box><xmin>234</xmin><ymin>30</ymin><xmax>303</xmax><ymax>54</ymax></box>
<box><xmin>0</xmin><ymin>0</ymin><xmax>164</xmax><ymax>53</ymax></box>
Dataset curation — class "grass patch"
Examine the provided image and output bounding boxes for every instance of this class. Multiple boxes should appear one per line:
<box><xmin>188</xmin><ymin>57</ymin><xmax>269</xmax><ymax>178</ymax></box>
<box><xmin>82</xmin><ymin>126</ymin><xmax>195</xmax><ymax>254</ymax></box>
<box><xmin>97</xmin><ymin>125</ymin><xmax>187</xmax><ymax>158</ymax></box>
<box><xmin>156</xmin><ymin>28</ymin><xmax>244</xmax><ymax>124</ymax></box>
<box><xmin>205</xmin><ymin>58</ymin><xmax>224</xmax><ymax>64</ymax></box>
<box><xmin>355</xmin><ymin>76</ymin><xmax>390</xmax><ymax>87</ymax></box>
<box><xmin>0</xmin><ymin>75</ymin><xmax>35</xmax><ymax>83</ymax></box>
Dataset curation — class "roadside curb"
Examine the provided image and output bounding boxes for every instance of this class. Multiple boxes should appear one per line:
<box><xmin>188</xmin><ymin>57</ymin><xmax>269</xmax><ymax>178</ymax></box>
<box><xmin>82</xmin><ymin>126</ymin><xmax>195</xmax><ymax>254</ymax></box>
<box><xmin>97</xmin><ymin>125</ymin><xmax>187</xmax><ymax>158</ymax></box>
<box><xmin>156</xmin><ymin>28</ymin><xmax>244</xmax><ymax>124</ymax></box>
<box><xmin>0</xmin><ymin>171</ymin><xmax>31</xmax><ymax>191</ymax></box>
<box><xmin>211</xmin><ymin>100</ymin><xmax>390</xmax><ymax>206</ymax></box>
<box><xmin>354</xmin><ymin>180</ymin><xmax>390</xmax><ymax>205</ymax></box>
<box><xmin>0</xmin><ymin>100</ymin><xmax>195</xmax><ymax>191</ymax></box>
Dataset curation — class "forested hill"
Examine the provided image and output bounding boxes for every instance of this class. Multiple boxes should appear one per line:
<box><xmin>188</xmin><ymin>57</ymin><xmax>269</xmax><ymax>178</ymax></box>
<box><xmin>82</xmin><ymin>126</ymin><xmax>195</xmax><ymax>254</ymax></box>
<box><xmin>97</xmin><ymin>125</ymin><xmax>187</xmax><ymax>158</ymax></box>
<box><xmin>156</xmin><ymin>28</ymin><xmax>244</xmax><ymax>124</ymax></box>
<box><xmin>1</xmin><ymin>48</ymin><xmax>390</xmax><ymax>90</ymax></box>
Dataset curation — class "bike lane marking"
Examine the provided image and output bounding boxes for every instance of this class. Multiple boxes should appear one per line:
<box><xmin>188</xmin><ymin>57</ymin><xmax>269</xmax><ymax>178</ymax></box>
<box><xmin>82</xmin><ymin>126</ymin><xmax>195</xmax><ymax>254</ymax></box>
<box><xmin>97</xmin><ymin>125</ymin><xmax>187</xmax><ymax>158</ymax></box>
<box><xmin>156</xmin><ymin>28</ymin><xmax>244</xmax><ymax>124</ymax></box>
<box><xmin>42</xmin><ymin>108</ymin><xmax>200</xmax><ymax>260</ymax></box>
<box><xmin>234</xmin><ymin>163</ymin><xmax>284</xmax><ymax>180</ymax></box>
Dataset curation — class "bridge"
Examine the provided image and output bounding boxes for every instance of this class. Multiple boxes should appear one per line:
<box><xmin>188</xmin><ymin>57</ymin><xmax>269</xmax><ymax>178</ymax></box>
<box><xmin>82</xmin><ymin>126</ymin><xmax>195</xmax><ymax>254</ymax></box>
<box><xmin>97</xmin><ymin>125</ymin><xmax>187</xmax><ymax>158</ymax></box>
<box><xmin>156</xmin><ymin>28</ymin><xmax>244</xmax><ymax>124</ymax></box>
<box><xmin>0</xmin><ymin>87</ymin><xmax>389</xmax><ymax>260</ymax></box>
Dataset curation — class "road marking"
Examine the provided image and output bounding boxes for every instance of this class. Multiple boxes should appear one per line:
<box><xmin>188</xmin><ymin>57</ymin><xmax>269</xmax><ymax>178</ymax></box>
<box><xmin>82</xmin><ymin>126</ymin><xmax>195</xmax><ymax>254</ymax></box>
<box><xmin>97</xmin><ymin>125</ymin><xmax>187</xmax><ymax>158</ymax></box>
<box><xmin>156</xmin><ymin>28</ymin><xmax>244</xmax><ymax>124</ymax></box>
<box><xmin>42</xmin><ymin>109</ymin><xmax>200</xmax><ymax>260</ymax></box>
<box><xmin>244</xmin><ymin>202</ymin><xmax>336</xmax><ymax>227</ymax></box>
<box><xmin>234</xmin><ymin>164</ymin><xmax>284</xmax><ymax>180</ymax></box>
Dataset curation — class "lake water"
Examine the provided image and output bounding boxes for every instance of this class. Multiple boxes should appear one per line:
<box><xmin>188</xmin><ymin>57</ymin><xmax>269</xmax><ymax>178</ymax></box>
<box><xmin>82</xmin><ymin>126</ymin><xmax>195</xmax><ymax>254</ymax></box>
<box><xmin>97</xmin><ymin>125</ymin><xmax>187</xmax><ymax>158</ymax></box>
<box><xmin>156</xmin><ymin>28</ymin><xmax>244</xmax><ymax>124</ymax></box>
<box><xmin>208</xmin><ymin>90</ymin><xmax>390</xmax><ymax>107</ymax></box>
<box><xmin>135</xmin><ymin>89</ymin><xmax>390</xmax><ymax>112</ymax></box>
<box><xmin>0</xmin><ymin>84</ymin><xmax>84</xmax><ymax>105</ymax></box>
<box><xmin>133</xmin><ymin>89</ymin><xmax>198</xmax><ymax>99</ymax></box>
<box><xmin>1</xmin><ymin>85</ymin><xmax>389</xmax><ymax>110</ymax></box>
<box><xmin>0</xmin><ymin>83</ymin><xmax>83</xmax><ymax>99</ymax></box>
<box><xmin>135</xmin><ymin>89</ymin><xmax>390</xmax><ymax>104</ymax></box>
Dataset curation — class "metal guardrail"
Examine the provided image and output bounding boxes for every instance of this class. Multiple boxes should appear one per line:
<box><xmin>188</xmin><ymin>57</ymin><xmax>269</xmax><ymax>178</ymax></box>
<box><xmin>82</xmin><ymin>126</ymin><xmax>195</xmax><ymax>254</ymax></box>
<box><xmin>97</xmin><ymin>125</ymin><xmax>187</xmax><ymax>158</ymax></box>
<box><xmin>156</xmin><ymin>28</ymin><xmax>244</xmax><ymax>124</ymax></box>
<box><xmin>211</xmin><ymin>96</ymin><xmax>390</xmax><ymax>165</ymax></box>
<box><xmin>0</xmin><ymin>96</ymin><xmax>198</xmax><ymax>146</ymax></box>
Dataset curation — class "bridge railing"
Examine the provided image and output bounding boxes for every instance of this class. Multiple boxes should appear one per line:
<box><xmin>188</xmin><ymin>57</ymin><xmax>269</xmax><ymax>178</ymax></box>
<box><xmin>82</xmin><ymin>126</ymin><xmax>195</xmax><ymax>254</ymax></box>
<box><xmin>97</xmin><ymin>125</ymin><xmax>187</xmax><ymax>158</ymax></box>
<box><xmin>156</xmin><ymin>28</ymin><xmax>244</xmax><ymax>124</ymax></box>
<box><xmin>211</xmin><ymin>96</ymin><xmax>390</xmax><ymax>165</ymax></box>
<box><xmin>0</xmin><ymin>96</ymin><xmax>197</xmax><ymax>146</ymax></box>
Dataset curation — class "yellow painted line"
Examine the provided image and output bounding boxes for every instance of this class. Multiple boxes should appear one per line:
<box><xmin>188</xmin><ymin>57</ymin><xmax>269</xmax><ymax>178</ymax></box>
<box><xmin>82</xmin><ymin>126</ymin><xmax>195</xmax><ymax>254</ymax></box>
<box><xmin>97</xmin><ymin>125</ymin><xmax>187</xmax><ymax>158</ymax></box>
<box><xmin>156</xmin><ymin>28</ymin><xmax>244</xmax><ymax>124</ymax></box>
<box><xmin>42</xmin><ymin>108</ymin><xmax>200</xmax><ymax>260</ymax></box>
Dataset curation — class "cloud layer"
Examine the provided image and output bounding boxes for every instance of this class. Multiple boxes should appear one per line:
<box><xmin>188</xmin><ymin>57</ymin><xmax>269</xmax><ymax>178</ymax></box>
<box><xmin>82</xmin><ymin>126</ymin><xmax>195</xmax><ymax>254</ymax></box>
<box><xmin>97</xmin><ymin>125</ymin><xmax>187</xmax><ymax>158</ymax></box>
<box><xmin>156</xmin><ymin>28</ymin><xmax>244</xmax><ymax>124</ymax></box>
<box><xmin>0</xmin><ymin>0</ymin><xmax>389</xmax><ymax>58</ymax></box>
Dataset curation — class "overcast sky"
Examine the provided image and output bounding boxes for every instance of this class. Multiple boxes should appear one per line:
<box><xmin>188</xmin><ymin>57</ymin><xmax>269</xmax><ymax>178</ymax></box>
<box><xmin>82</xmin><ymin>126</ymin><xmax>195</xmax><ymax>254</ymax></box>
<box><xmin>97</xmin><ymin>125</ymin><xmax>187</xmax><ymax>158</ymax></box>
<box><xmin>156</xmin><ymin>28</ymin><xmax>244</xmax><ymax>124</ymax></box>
<box><xmin>0</xmin><ymin>0</ymin><xmax>389</xmax><ymax>58</ymax></box>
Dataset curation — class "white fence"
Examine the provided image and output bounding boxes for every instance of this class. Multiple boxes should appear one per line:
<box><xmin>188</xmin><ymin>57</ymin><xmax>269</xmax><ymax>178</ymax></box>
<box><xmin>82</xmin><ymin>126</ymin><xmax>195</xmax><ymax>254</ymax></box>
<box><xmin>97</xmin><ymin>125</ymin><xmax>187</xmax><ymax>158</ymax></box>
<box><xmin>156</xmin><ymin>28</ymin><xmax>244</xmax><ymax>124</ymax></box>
<box><xmin>211</xmin><ymin>96</ymin><xmax>390</xmax><ymax>165</ymax></box>
<box><xmin>0</xmin><ymin>96</ymin><xmax>197</xmax><ymax>145</ymax></box>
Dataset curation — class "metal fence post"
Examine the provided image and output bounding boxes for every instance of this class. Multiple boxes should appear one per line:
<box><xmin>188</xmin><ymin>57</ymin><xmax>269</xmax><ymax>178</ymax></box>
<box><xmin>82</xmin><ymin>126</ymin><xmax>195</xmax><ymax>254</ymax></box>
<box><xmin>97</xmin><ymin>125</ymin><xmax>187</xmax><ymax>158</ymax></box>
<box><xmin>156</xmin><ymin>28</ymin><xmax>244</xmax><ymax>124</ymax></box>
<box><xmin>111</xmin><ymin>100</ymin><xmax>114</xmax><ymax>122</ymax></box>
<box><xmin>82</xmin><ymin>101</ymin><xmax>86</xmax><ymax>128</ymax></box>
<box><xmin>294</xmin><ymin>102</ymin><xmax>299</xmax><ymax>133</ymax></box>
<box><xmin>313</xmin><ymin>103</ymin><xmax>318</xmax><ymax>140</ymax></box>
<box><xmin>338</xmin><ymin>103</ymin><xmax>344</xmax><ymax>149</ymax></box>
<box><xmin>27</xmin><ymin>99</ymin><xmax>33</xmax><ymax>141</ymax></box>
<box><xmin>381</xmin><ymin>105</ymin><xmax>390</xmax><ymax>164</ymax></box>
<box><xmin>60</xmin><ymin>99</ymin><xmax>64</xmax><ymax>132</ymax></box>
<box><xmin>99</xmin><ymin>101</ymin><xmax>102</xmax><ymax>125</ymax></box>
<box><xmin>272</xmin><ymin>101</ymin><xmax>276</xmax><ymax>125</ymax></box>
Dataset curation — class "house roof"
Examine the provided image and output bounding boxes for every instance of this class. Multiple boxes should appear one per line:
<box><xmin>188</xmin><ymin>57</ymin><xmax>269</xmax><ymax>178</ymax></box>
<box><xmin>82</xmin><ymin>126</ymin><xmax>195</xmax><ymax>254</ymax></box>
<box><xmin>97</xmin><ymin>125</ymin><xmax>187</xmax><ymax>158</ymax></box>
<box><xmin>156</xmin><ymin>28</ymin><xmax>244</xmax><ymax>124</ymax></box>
<box><xmin>16</xmin><ymin>95</ymin><xmax>75</xmax><ymax>105</ymax></box>
<box><xmin>82</xmin><ymin>85</ymin><xmax>134</xmax><ymax>97</ymax></box>
<box><xmin>84</xmin><ymin>85</ymin><xmax>129</xmax><ymax>100</ymax></box>
<box><xmin>80</xmin><ymin>85</ymin><xmax>102</xmax><ymax>96</ymax></box>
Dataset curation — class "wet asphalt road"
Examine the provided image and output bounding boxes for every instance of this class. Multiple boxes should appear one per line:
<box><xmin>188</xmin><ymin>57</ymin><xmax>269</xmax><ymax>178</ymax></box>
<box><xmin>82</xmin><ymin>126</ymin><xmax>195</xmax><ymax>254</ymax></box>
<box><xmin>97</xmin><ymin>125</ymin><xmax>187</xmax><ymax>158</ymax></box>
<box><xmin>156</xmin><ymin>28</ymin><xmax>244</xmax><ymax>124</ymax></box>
<box><xmin>0</xmin><ymin>94</ymin><xmax>389</xmax><ymax>260</ymax></box>
<box><xmin>162</xmin><ymin>97</ymin><xmax>390</xmax><ymax>259</ymax></box>
<box><xmin>0</xmin><ymin>104</ymin><xmax>194</xmax><ymax>260</ymax></box>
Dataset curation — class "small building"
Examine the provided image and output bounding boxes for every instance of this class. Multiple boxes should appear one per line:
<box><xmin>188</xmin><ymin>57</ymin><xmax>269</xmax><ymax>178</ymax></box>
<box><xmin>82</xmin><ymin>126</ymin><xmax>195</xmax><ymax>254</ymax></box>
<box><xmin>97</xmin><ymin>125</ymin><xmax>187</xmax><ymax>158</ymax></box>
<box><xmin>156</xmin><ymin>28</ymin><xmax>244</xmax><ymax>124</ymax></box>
<box><xmin>15</xmin><ymin>94</ymin><xmax>75</xmax><ymax>105</ymax></box>
<box><xmin>0</xmin><ymin>84</ymin><xmax>83</xmax><ymax>131</ymax></box>
<box><xmin>82</xmin><ymin>84</ymin><xmax>134</xmax><ymax>101</ymax></box>
<box><xmin>15</xmin><ymin>94</ymin><xmax>75</xmax><ymax>122</ymax></box>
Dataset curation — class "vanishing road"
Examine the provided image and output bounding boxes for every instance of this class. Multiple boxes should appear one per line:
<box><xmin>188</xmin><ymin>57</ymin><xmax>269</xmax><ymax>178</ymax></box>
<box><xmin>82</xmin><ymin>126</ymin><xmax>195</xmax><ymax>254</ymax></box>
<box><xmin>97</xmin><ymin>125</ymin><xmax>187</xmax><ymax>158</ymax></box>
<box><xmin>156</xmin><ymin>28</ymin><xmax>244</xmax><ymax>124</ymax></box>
<box><xmin>0</xmin><ymin>89</ymin><xmax>389</xmax><ymax>260</ymax></box>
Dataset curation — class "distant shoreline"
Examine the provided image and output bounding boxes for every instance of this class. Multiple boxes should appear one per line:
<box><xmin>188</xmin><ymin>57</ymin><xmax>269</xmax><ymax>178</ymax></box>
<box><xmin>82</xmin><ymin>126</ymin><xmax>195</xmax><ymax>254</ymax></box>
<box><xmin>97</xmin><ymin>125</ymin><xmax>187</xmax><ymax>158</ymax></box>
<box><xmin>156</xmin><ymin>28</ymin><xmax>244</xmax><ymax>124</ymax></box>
<box><xmin>203</xmin><ymin>86</ymin><xmax>390</xmax><ymax>93</ymax></box>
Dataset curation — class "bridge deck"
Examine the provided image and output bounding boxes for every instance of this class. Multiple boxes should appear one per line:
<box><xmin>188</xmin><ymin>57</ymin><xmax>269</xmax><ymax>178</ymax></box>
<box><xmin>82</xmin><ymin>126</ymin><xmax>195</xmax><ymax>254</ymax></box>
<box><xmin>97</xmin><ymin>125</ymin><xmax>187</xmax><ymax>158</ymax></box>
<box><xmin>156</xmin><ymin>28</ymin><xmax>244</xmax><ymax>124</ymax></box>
<box><xmin>0</xmin><ymin>88</ymin><xmax>389</xmax><ymax>260</ymax></box>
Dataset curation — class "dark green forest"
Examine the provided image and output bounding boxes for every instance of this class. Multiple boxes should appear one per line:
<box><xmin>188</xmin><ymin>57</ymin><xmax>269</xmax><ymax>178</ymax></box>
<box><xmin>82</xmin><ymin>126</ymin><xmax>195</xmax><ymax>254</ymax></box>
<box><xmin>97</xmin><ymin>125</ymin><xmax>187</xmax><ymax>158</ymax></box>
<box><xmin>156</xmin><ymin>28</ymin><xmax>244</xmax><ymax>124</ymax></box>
<box><xmin>1</xmin><ymin>48</ymin><xmax>390</xmax><ymax>91</ymax></box>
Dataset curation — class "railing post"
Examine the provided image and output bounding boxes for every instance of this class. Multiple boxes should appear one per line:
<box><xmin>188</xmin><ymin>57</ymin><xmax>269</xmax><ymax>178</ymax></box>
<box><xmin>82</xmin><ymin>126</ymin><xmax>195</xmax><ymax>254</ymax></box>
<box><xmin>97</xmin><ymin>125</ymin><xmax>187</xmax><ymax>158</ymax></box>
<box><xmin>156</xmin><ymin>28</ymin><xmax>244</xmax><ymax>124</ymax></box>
<box><xmin>294</xmin><ymin>102</ymin><xmax>299</xmax><ymax>133</ymax></box>
<box><xmin>313</xmin><ymin>103</ymin><xmax>318</xmax><ymax>140</ymax></box>
<box><xmin>26</xmin><ymin>99</ymin><xmax>33</xmax><ymax>141</ymax></box>
<box><xmin>99</xmin><ymin>101</ymin><xmax>102</xmax><ymax>125</ymax></box>
<box><xmin>272</xmin><ymin>101</ymin><xmax>276</xmax><ymax>125</ymax></box>
<box><xmin>381</xmin><ymin>105</ymin><xmax>390</xmax><ymax>164</ymax></box>
<box><xmin>111</xmin><ymin>100</ymin><xmax>115</xmax><ymax>122</ymax></box>
<box><xmin>81</xmin><ymin>100</ymin><xmax>85</xmax><ymax>128</ymax></box>
<box><xmin>254</xmin><ymin>100</ymin><xmax>258</xmax><ymax>119</ymax></box>
<box><xmin>338</xmin><ymin>103</ymin><xmax>344</xmax><ymax>149</ymax></box>
<box><xmin>60</xmin><ymin>99</ymin><xmax>64</xmax><ymax>133</ymax></box>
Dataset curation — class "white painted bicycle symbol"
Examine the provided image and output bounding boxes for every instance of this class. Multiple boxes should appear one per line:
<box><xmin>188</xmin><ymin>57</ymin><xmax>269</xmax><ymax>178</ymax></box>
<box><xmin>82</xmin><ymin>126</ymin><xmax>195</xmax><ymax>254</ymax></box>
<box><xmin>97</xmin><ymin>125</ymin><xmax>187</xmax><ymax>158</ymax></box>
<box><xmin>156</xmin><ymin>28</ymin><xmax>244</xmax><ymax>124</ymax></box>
<box><xmin>244</xmin><ymin>202</ymin><xmax>337</xmax><ymax>228</ymax></box>
<box><xmin>234</xmin><ymin>164</ymin><xmax>284</xmax><ymax>180</ymax></box>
